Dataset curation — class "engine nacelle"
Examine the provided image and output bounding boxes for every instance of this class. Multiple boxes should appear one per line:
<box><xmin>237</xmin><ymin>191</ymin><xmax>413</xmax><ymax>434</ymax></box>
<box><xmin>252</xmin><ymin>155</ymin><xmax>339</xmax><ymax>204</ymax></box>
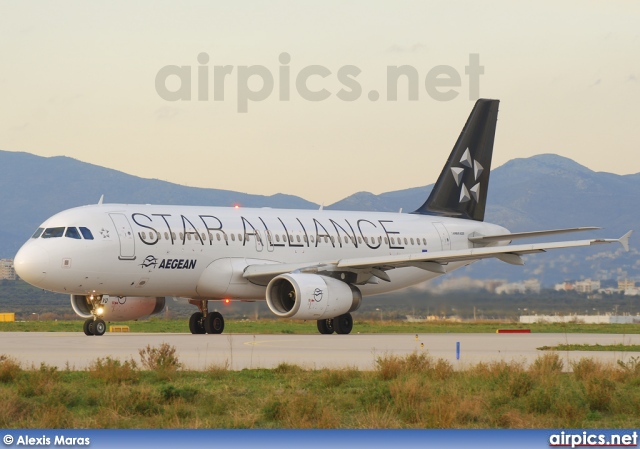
<box><xmin>71</xmin><ymin>295</ymin><xmax>165</xmax><ymax>321</ymax></box>
<box><xmin>266</xmin><ymin>273</ymin><xmax>361</xmax><ymax>320</ymax></box>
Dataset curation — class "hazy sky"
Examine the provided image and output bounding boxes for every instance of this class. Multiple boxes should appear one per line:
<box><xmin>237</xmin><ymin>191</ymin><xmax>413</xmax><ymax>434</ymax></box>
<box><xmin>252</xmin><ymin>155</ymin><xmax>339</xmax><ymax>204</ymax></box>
<box><xmin>1</xmin><ymin>1</ymin><xmax>638</xmax><ymax>205</ymax></box>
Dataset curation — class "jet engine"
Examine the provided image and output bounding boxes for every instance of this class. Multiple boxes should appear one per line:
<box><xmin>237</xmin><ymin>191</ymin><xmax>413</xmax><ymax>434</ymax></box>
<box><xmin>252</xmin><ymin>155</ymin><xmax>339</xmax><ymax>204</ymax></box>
<box><xmin>71</xmin><ymin>294</ymin><xmax>166</xmax><ymax>321</ymax></box>
<box><xmin>266</xmin><ymin>273</ymin><xmax>361</xmax><ymax>320</ymax></box>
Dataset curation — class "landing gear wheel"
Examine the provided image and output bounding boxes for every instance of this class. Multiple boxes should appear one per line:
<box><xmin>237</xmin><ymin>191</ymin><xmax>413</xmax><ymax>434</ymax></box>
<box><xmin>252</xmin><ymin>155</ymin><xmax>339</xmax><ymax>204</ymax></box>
<box><xmin>204</xmin><ymin>312</ymin><xmax>224</xmax><ymax>334</ymax></box>
<box><xmin>92</xmin><ymin>319</ymin><xmax>106</xmax><ymax>336</ymax></box>
<box><xmin>317</xmin><ymin>318</ymin><xmax>335</xmax><ymax>334</ymax></box>
<box><xmin>334</xmin><ymin>313</ymin><xmax>353</xmax><ymax>334</ymax></box>
<box><xmin>83</xmin><ymin>318</ymin><xmax>94</xmax><ymax>336</ymax></box>
<box><xmin>189</xmin><ymin>312</ymin><xmax>206</xmax><ymax>334</ymax></box>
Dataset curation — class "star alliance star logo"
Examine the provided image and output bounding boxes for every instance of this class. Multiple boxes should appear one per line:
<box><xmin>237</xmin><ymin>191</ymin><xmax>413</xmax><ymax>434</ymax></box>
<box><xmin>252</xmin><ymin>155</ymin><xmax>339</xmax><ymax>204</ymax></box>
<box><xmin>100</xmin><ymin>228</ymin><xmax>110</xmax><ymax>239</ymax></box>
<box><xmin>450</xmin><ymin>147</ymin><xmax>483</xmax><ymax>204</ymax></box>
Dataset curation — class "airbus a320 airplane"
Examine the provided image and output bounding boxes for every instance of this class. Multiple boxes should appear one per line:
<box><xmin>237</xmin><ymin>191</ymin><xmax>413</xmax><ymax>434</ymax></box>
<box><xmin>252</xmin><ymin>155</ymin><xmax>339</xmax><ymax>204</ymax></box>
<box><xmin>14</xmin><ymin>99</ymin><xmax>631</xmax><ymax>336</ymax></box>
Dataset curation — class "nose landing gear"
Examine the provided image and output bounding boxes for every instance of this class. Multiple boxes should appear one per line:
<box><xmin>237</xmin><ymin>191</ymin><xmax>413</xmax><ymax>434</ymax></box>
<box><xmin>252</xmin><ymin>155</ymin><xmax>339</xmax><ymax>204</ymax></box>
<box><xmin>81</xmin><ymin>294</ymin><xmax>107</xmax><ymax>336</ymax></box>
<box><xmin>83</xmin><ymin>318</ymin><xmax>106</xmax><ymax>336</ymax></box>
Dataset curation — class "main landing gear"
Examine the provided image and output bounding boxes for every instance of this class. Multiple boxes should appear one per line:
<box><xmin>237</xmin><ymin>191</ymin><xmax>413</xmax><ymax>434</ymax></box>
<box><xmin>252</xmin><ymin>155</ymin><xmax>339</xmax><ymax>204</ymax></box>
<box><xmin>317</xmin><ymin>313</ymin><xmax>353</xmax><ymax>335</ymax></box>
<box><xmin>188</xmin><ymin>300</ymin><xmax>225</xmax><ymax>335</ymax></box>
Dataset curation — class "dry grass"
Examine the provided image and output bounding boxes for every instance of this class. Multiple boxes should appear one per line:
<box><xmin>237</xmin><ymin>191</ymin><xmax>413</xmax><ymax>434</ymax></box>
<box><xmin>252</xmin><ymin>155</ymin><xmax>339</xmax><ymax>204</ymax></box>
<box><xmin>1</xmin><ymin>346</ymin><xmax>640</xmax><ymax>428</ymax></box>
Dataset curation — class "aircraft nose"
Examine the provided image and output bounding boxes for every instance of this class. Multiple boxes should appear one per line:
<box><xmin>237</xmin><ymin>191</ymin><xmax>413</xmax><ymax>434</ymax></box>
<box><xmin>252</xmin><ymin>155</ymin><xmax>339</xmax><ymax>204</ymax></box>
<box><xmin>14</xmin><ymin>243</ymin><xmax>50</xmax><ymax>286</ymax></box>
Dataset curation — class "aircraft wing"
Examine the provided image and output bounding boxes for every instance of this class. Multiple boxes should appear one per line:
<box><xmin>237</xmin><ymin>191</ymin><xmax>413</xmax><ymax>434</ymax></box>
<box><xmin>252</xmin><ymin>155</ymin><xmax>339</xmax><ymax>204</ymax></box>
<box><xmin>243</xmin><ymin>231</ymin><xmax>632</xmax><ymax>283</ymax></box>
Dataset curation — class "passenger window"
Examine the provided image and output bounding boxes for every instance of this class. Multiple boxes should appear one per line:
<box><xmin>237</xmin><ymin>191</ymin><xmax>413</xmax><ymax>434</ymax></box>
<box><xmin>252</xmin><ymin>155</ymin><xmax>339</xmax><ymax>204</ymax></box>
<box><xmin>187</xmin><ymin>234</ymin><xmax>192</xmax><ymax>241</ymax></box>
<box><xmin>303</xmin><ymin>235</ymin><xmax>308</xmax><ymax>243</ymax></box>
<box><xmin>164</xmin><ymin>232</ymin><xmax>169</xmax><ymax>240</ymax></box>
<box><xmin>384</xmin><ymin>237</ymin><xmax>388</xmax><ymax>244</ymax></box>
<box><xmin>42</xmin><ymin>227</ymin><xmax>65</xmax><ymax>238</ymax></box>
<box><xmin>141</xmin><ymin>232</ymin><xmax>147</xmax><ymax>239</ymax></box>
<box><xmin>344</xmin><ymin>236</ymin><xmax>348</xmax><ymax>244</ymax></box>
<box><xmin>238</xmin><ymin>234</ymin><xmax>243</xmax><ymax>242</ymax></box>
<box><xmin>231</xmin><ymin>234</ymin><xmax>235</xmax><ymax>241</ymax></box>
<box><xmin>423</xmin><ymin>238</ymin><xmax>427</xmax><ymax>245</ymax></box>
<box><xmin>358</xmin><ymin>237</ymin><xmax>362</xmax><ymax>244</ymax></box>
<box><xmin>404</xmin><ymin>238</ymin><xmax>408</xmax><ymax>245</ymax></box>
<box><xmin>296</xmin><ymin>235</ymin><xmax>301</xmax><ymax>243</ymax></box>
<box><xmin>410</xmin><ymin>238</ymin><xmax>414</xmax><ymax>245</ymax></box>
<box><xmin>364</xmin><ymin>237</ymin><xmax>368</xmax><ymax>244</ymax></box>
<box><xmin>310</xmin><ymin>236</ymin><xmax>315</xmax><ymax>243</ymax></box>
<box><xmin>171</xmin><ymin>232</ymin><xmax>176</xmax><ymax>240</ymax></box>
<box><xmin>217</xmin><ymin>234</ymin><xmax>221</xmax><ymax>241</ymax></box>
<box><xmin>275</xmin><ymin>235</ymin><xmax>280</xmax><ymax>242</ymax></box>
<box><xmin>32</xmin><ymin>228</ymin><xmax>44</xmax><ymax>239</ymax></box>
<box><xmin>65</xmin><ymin>227</ymin><xmax>82</xmax><ymax>239</ymax></box>
<box><xmin>201</xmin><ymin>233</ymin><xmax>206</xmax><ymax>241</ymax></box>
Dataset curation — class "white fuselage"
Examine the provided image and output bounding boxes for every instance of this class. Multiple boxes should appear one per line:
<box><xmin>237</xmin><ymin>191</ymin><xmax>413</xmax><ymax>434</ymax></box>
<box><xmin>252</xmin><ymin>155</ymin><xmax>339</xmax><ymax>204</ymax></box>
<box><xmin>14</xmin><ymin>204</ymin><xmax>509</xmax><ymax>300</ymax></box>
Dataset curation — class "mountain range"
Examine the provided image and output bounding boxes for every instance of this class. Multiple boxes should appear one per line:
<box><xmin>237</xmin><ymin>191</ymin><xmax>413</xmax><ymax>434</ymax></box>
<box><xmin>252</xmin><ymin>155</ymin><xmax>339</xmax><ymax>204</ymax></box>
<box><xmin>1</xmin><ymin>150</ymin><xmax>637</xmax><ymax>284</ymax></box>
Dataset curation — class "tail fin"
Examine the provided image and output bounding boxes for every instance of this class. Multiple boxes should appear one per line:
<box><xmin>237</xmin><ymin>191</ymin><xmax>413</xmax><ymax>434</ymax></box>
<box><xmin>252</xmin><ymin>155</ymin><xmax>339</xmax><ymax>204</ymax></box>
<box><xmin>413</xmin><ymin>99</ymin><xmax>499</xmax><ymax>221</ymax></box>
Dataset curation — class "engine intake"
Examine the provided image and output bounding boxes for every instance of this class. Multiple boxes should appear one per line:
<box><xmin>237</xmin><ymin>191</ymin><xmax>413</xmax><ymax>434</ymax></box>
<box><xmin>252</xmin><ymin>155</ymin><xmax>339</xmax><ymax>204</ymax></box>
<box><xmin>266</xmin><ymin>273</ymin><xmax>361</xmax><ymax>320</ymax></box>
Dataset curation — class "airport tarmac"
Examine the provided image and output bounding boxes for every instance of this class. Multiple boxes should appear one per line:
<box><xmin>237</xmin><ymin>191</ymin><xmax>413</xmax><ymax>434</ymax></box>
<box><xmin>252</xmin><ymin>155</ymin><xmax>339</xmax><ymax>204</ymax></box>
<box><xmin>2</xmin><ymin>332</ymin><xmax>640</xmax><ymax>371</ymax></box>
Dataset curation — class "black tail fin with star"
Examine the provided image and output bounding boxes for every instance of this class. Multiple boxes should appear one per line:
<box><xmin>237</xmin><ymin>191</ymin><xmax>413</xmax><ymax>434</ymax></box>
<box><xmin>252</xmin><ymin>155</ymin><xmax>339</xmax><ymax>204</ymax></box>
<box><xmin>412</xmin><ymin>98</ymin><xmax>499</xmax><ymax>221</ymax></box>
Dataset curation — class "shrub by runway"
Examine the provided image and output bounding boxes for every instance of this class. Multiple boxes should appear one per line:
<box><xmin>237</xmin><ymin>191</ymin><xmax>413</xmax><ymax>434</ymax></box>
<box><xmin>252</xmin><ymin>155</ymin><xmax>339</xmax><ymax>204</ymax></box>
<box><xmin>1</xmin><ymin>346</ymin><xmax>640</xmax><ymax>429</ymax></box>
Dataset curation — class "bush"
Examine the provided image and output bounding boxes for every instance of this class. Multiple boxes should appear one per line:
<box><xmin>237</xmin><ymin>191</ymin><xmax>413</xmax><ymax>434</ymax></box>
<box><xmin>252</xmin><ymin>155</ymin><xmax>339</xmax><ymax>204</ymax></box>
<box><xmin>89</xmin><ymin>356</ymin><xmax>138</xmax><ymax>384</ymax></box>
<box><xmin>0</xmin><ymin>354</ymin><xmax>22</xmax><ymax>383</ymax></box>
<box><xmin>139</xmin><ymin>343</ymin><xmax>182</xmax><ymax>372</ymax></box>
<box><xmin>375</xmin><ymin>352</ymin><xmax>433</xmax><ymax>380</ymax></box>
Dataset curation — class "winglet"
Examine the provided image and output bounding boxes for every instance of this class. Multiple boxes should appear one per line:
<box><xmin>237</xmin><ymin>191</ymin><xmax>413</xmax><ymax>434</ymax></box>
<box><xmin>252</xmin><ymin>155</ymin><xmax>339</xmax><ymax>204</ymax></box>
<box><xmin>98</xmin><ymin>194</ymin><xmax>104</xmax><ymax>205</ymax></box>
<box><xmin>618</xmin><ymin>230</ymin><xmax>632</xmax><ymax>252</ymax></box>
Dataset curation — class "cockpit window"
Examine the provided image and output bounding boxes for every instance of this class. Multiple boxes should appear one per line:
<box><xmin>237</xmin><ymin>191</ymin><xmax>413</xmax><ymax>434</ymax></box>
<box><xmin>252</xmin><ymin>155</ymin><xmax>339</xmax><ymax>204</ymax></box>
<box><xmin>79</xmin><ymin>227</ymin><xmax>94</xmax><ymax>240</ymax></box>
<box><xmin>65</xmin><ymin>227</ymin><xmax>82</xmax><ymax>239</ymax></box>
<box><xmin>31</xmin><ymin>228</ymin><xmax>44</xmax><ymax>239</ymax></box>
<box><xmin>42</xmin><ymin>227</ymin><xmax>65</xmax><ymax>238</ymax></box>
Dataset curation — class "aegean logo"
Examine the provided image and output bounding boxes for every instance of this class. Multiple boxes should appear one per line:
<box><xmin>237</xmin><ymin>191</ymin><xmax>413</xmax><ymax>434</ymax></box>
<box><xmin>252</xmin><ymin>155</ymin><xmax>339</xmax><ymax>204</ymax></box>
<box><xmin>141</xmin><ymin>255</ymin><xmax>198</xmax><ymax>270</ymax></box>
<box><xmin>140</xmin><ymin>255</ymin><xmax>158</xmax><ymax>269</ymax></box>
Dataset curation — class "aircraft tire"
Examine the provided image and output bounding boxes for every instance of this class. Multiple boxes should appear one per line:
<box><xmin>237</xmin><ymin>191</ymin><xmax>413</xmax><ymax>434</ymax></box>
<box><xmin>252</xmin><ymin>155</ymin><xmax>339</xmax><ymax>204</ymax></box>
<box><xmin>317</xmin><ymin>318</ymin><xmax>334</xmax><ymax>334</ymax></box>
<box><xmin>205</xmin><ymin>312</ymin><xmax>224</xmax><ymax>334</ymax></box>
<box><xmin>189</xmin><ymin>312</ymin><xmax>206</xmax><ymax>334</ymax></box>
<box><xmin>93</xmin><ymin>319</ymin><xmax>106</xmax><ymax>336</ymax></box>
<box><xmin>333</xmin><ymin>313</ymin><xmax>353</xmax><ymax>335</ymax></box>
<box><xmin>83</xmin><ymin>319</ymin><xmax>94</xmax><ymax>336</ymax></box>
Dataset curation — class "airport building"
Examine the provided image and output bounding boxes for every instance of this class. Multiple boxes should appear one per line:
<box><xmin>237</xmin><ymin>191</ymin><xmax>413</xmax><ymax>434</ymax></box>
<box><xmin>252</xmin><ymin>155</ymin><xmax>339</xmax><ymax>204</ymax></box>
<box><xmin>520</xmin><ymin>314</ymin><xmax>640</xmax><ymax>324</ymax></box>
<box><xmin>0</xmin><ymin>259</ymin><xmax>16</xmax><ymax>281</ymax></box>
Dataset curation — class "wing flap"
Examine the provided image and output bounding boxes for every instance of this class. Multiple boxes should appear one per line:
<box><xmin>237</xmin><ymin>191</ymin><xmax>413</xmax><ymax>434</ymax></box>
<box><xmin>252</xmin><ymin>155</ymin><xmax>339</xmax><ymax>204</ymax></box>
<box><xmin>468</xmin><ymin>227</ymin><xmax>601</xmax><ymax>243</ymax></box>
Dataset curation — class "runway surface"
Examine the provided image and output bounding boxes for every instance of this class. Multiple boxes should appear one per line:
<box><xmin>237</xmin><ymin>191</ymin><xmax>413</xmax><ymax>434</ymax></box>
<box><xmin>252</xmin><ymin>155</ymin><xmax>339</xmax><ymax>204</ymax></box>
<box><xmin>2</xmin><ymin>332</ymin><xmax>640</xmax><ymax>371</ymax></box>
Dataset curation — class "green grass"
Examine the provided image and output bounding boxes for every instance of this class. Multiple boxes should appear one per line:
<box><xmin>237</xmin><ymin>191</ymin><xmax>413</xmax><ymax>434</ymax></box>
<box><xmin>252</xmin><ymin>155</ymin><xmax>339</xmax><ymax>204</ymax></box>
<box><xmin>2</xmin><ymin>319</ymin><xmax>640</xmax><ymax>334</ymax></box>
<box><xmin>2</xmin><ymin>349</ymin><xmax>640</xmax><ymax>428</ymax></box>
<box><xmin>539</xmin><ymin>344</ymin><xmax>640</xmax><ymax>352</ymax></box>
